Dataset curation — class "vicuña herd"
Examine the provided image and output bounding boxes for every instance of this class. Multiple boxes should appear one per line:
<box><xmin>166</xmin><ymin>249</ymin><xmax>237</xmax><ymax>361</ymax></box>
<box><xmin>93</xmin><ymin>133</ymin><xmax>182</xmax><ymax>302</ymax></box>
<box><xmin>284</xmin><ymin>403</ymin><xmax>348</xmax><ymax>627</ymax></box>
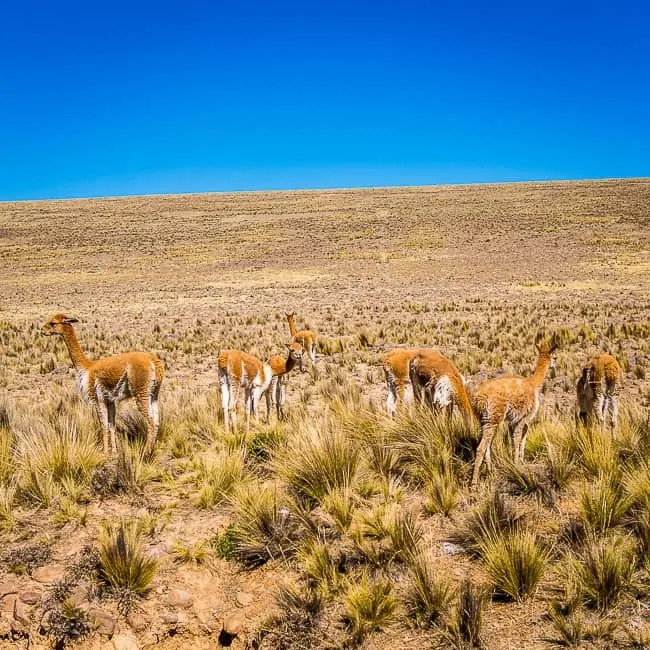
<box><xmin>42</xmin><ymin>312</ymin><xmax>623</xmax><ymax>488</ymax></box>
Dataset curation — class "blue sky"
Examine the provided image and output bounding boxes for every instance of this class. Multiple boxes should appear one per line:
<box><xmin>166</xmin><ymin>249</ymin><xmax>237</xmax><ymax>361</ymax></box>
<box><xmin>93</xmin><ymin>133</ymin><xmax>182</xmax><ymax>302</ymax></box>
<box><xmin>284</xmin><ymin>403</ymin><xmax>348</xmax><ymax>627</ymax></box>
<box><xmin>1</xmin><ymin>1</ymin><xmax>648</xmax><ymax>200</ymax></box>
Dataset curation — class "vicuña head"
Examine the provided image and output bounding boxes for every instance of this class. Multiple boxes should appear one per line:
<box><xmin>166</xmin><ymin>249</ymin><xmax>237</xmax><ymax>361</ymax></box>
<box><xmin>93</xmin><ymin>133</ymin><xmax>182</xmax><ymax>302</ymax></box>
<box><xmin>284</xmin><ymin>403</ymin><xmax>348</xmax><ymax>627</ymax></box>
<box><xmin>43</xmin><ymin>313</ymin><xmax>79</xmax><ymax>336</ymax></box>
<box><xmin>42</xmin><ymin>313</ymin><xmax>164</xmax><ymax>457</ymax></box>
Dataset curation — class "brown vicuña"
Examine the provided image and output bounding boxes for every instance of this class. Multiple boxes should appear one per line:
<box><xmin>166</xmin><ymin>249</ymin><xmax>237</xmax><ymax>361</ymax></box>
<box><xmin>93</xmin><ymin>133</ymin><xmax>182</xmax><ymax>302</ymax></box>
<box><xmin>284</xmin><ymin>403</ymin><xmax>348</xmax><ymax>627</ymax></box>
<box><xmin>285</xmin><ymin>312</ymin><xmax>317</xmax><ymax>371</ymax></box>
<box><xmin>42</xmin><ymin>313</ymin><xmax>164</xmax><ymax>456</ymax></box>
<box><xmin>383</xmin><ymin>348</ymin><xmax>419</xmax><ymax>417</ymax></box>
<box><xmin>576</xmin><ymin>353</ymin><xmax>623</xmax><ymax>433</ymax></box>
<box><xmin>409</xmin><ymin>349</ymin><xmax>473</xmax><ymax>424</ymax></box>
<box><xmin>218</xmin><ymin>349</ymin><xmax>272</xmax><ymax>433</ymax></box>
<box><xmin>470</xmin><ymin>333</ymin><xmax>558</xmax><ymax>488</ymax></box>
<box><xmin>265</xmin><ymin>342</ymin><xmax>304</xmax><ymax>421</ymax></box>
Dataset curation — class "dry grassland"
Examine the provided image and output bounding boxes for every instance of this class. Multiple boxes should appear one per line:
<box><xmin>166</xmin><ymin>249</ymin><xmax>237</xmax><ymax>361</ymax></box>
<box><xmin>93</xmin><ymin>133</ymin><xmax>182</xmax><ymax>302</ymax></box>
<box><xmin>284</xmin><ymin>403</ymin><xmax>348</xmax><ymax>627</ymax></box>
<box><xmin>0</xmin><ymin>178</ymin><xmax>649</xmax><ymax>649</ymax></box>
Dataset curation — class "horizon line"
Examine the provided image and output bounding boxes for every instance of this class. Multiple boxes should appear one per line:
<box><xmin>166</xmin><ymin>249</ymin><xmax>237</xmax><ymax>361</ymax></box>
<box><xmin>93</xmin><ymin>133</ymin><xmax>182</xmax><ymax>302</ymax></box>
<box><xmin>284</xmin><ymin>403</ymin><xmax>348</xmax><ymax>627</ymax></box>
<box><xmin>2</xmin><ymin>175</ymin><xmax>648</xmax><ymax>205</ymax></box>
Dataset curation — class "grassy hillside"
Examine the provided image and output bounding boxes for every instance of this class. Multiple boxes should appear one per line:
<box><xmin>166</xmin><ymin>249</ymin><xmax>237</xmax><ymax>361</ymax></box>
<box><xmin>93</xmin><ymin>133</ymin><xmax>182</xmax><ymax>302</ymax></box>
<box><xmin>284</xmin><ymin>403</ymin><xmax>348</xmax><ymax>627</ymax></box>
<box><xmin>0</xmin><ymin>179</ymin><xmax>649</xmax><ymax>649</ymax></box>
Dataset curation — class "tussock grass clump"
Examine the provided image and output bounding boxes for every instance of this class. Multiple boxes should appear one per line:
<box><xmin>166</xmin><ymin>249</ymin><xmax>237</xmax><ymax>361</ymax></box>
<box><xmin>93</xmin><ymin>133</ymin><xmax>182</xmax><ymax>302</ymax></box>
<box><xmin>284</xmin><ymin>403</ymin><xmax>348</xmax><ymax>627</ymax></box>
<box><xmin>574</xmin><ymin>425</ymin><xmax>618</xmax><ymax>477</ymax></box>
<box><xmin>0</xmin><ymin>483</ymin><xmax>17</xmax><ymax>531</ymax></box>
<box><xmin>194</xmin><ymin>450</ymin><xmax>246</xmax><ymax>508</ymax></box>
<box><xmin>173</xmin><ymin>540</ymin><xmax>209</xmax><ymax>564</ymax></box>
<box><xmin>450</xmin><ymin>491</ymin><xmax>523</xmax><ymax>556</ymax></box>
<box><xmin>17</xmin><ymin>418</ymin><xmax>102</xmax><ymax>505</ymax></box>
<box><xmin>353</xmin><ymin>503</ymin><xmax>423</xmax><ymax>565</ymax></box>
<box><xmin>570</xmin><ymin>534</ymin><xmax>636</xmax><ymax>611</ymax></box>
<box><xmin>230</xmin><ymin>483</ymin><xmax>305</xmax><ymax>566</ymax></box>
<box><xmin>424</xmin><ymin>468</ymin><xmax>459</xmax><ymax>516</ymax></box>
<box><xmin>0</xmin><ymin>421</ymin><xmax>14</xmax><ymax>486</ymax></box>
<box><xmin>321</xmin><ymin>486</ymin><xmax>357</xmax><ymax>534</ymax></box>
<box><xmin>579</xmin><ymin>475</ymin><xmax>631</xmax><ymax>533</ymax></box>
<box><xmin>479</xmin><ymin>528</ymin><xmax>549</xmax><ymax>601</ymax></box>
<box><xmin>275</xmin><ymin>424</ymin><xmax>360</xmax><ymax>506</ymax></box>
<box><xmin>498</xmin><ymin>457</ymin><xmax>555</xmax><ymax>505</ymax></box>
<box><xmin>444</xmin><ymin>579</ymin><xmax>486</xmax><ymax>649</ymax></box>
<box><xmin>404</xmin><ymin>552</ymin><xmax>455</xmax><ymax>628</ymax></box>
<box><xmin>299</xmin><ymin>539</ymin><xmax>345</xmax><ymax>597</ymax></box>
<box><xmin>257</xmin><ymin>583</ymin><xmax>325</xmax><ymax>650</ymax></box>
<box><xmin>343</xmin><ymin>574</ymin><xmax>397</xmax><ymax>644</ymax></box>
<box><xmin>98</xmin><ymin>519</ymin><xmax>157</xmax><ymax>611</ymax></box>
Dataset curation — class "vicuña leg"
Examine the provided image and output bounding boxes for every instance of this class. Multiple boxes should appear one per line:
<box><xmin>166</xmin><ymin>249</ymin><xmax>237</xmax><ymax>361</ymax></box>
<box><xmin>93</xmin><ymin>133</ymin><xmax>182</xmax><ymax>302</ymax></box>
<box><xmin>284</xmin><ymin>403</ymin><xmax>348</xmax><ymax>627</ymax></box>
<box><xmin>472</xmin><ymin>423</ymin><xmax>497</xmax><ymax>488</ymax></box>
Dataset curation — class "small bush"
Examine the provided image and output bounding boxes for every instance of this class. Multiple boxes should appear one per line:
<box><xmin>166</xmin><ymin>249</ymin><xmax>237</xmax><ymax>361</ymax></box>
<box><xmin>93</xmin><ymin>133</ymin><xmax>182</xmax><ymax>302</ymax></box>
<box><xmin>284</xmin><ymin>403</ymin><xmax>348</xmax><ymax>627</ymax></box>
<box><xmin>4</xmin><ymin>541</ymin><xmax>52</xmax><ymax>575</ymax></box>
<box><xmin>212</xmin><ymin>525</ymin><xmax>237</xmax><ymax>560</ymax></box>
<box><xmin>45</xmin><ymin>600</ymin><xmax>91</xmax><ymax>647</ymax></box>
<box><xmin>321</xmin><ymin>486</ymin><xmax>357</xmax><ymax>534</ymax></box>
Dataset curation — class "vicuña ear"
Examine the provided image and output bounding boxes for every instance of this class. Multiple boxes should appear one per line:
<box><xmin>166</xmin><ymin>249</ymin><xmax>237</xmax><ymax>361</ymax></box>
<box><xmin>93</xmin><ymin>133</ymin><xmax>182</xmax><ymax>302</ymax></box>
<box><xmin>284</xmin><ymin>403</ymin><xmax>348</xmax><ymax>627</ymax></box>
<box><xmin>63</xmin><ymin>317</ymin><xmax>79</xmax><ymax>324</ymax></box>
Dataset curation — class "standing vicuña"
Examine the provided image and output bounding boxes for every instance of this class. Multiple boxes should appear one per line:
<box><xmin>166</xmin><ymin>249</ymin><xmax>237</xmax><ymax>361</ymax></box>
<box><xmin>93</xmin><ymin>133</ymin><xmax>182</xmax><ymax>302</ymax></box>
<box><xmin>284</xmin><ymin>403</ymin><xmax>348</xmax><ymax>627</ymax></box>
<box><xmin>285</xmin><ymin>312</ymin><xmax>317</xmax><ymax>371</ymax></box>
<box><xmin>470</xmin><ymin>334</ymin><xmax>559</xmax><ymax>488</ymax></box>
<box><xmin>42</xmin><ymin>314</ymin><xmax>164</xmax><ymax>456</ymax></box>
<box><xmin>383</xmin><ymin>348</ymin><xmax>419</xmax><ymax>417</ymax></box>
<box><xmin>218</xmin><ymin>349</ymin><xmax>272</xmax><ymax>433</ymax></box>
<box><xmin>577</xmin><ymin>353</ymin><xmax>623</xmax><ymax>433</ymax></box>
<box><xmin>265</xmin><ymin>342</ymin><xmax>304</xmax><ymax>421</ymax></box>
<box><xmin>409</xmin><ymin>349</ymin><xmax>473</xmax><ymax>424</ymax></box>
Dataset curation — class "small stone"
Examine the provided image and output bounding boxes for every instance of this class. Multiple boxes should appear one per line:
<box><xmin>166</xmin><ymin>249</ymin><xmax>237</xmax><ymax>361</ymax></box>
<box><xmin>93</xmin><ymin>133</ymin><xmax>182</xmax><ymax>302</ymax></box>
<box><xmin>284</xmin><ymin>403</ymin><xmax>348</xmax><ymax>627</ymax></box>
<box><xmin>126</xmin><ymin>611</ymin><xmax>147</xmax><ymax>632</ymax></box>
<box><xmin>1</xmin><ymin>595</ymin><xmax>16</xmax><ymax>615</ymax></box>
<box><xmin>440</xmin><ymin>542</ymin><xmax>464</xmax><ymax>556</ymax></box>
<box><xmin>112</xmin><ymin>633</ymin><xmax>139</xmax><ymax>650</ymax></box>
<box><xmin>11</xmin><ymin>617</ymin><xmax>26</xmax><ymax>635</ymax></box>
<box><xmin>223</xmin><ymin>610</ymin><xmax>246</xmax><ymax>636</ymax></box>
<box><xmin>20</xmin><ymin>590</ymin><xmax>42</xmax><ymax>605</ymax></box>
<box><xmin>13</xmin><ymin>599</ymin><xmax>30</xmax><ymax>626</ymax></box>
<box><xmin>67</xmin><ymin>585</ymin><xmax>87</xmax><ymax>608</ymax></box>
<box><xmin>0</xmin><ymin>583</ymin><xmax>18</xmax><ymax>600</ymax></box>
<box><xmin>167</xmin><ymin>588</ymin><xmax>193</xmax><ymax>609</ymax></box>
<box><xmin>31</xmin><ymin>565</ymin><xmax>65</xmax><ymax>584</ymax></box>
<box><xmin>161</xmin><ymin>612</ymin><xmax>178</xmax><ymax>626</ymax></box>
<box><xmin>0</xmin><ymin>613</ymin><xmax>12</xmax><ymax>637</ymax></box>
<box><xmin>89</xmin><ymin>608</ymin><xmax>116</xmax><ymax>636</ymax></box>
<box><xmin>235</xmin><ymin>591</ymin><xmax>253</xmax><ymax>607</ymax></box>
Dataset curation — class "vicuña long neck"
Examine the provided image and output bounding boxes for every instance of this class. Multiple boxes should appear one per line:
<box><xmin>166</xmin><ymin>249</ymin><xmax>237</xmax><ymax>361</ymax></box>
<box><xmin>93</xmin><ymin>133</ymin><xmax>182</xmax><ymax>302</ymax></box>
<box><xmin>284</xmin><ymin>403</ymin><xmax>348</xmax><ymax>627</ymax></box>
<box><xmin>60</xmin><ymin>326</ymin><xmax>91</xmax><ymax>370</ymax></box>
<box><xmin>287</xmin><ymin>315</ymin><xmax>297</xmax><ymax>337</ymax></box>
<box><xmin>529</xmin><ymin>353</ymin><xmax>552</xmax><ymax>391</ymax></box>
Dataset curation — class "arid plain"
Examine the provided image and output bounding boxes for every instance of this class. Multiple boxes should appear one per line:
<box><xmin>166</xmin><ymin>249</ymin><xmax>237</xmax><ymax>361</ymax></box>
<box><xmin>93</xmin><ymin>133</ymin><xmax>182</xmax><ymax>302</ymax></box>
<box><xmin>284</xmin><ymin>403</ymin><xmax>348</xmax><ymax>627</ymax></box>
<box><xmin>0</xmin><ymin>179</ymin><xmax>649</xmax><ymax>649</ymax></box>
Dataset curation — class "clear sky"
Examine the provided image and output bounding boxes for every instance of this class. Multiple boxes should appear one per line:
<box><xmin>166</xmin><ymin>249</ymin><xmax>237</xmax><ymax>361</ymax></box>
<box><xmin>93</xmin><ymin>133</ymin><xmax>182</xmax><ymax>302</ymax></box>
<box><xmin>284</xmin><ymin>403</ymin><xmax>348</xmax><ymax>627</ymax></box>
<box><xmin>1</xmin><ymin>1</ymin><xmax>648</xmax><ymax>200</ymax></box>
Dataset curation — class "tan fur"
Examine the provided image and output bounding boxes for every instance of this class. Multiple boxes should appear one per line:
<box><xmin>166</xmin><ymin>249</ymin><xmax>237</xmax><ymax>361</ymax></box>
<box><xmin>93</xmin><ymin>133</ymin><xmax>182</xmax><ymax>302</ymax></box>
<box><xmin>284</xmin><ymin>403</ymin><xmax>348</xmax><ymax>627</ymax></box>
<box><xmin>409</xmin><ymin>350</ymin><xmax>473</xmax><ymax>424</ymax></box>
<box><xmin>42</xmin><ymin>313</ymin><xmax>164</xmax><ymax>456</ymax></box>
<box><xmin>577</xmin><ymin>354</ymin><xmax>623</xmax><ymax>433</ymax></box>
<box><xmin>218</xmin><ymin>349</ymin><xmax>272</xmax><ymax>433</ymax></box>
<box><xmin>383</xmin><ymin>348</ymin><xmax>419</xmax><ymax>416</ymax></box>
<box><xmin>265</xmin><ymin>342</ymin><xmax>304</xmax><ymax>421</ymax></box>
<box><xmin>286</xmin><ymin>312</ymin><xmax>317</xmax><ymax>371</ymax></box>
<box><xmin>470</xmin><ymin>335</ymin><xmax>558</xmax><ymax>487</ymax></box>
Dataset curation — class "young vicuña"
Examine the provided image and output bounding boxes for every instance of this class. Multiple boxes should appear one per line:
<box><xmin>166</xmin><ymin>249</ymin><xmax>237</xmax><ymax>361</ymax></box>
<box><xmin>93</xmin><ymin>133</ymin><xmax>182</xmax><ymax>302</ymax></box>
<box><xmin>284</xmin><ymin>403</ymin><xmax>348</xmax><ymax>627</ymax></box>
<box><xmin>470</xmin><ymin>333</ymin><xmax>559</xmax><ymax>487</ymax></box>
<box><xmin>218</xmin><ymin>349</ymin><xmax>273</xmax><ymax>433</ymax></box>
<box><xmin>285</xmin><ymin>312</ymin><xmax>317</xmax><ymax>371</ymax></box>
<box><xmin>408</xmin><ymin>349</ymin><xmax>473</xmax><ymax>424</ymax></box>
<box><xmin>576</xmin><ymin>353</ymin><xmax>623</xmax><ymax>433</ymax></box>
<box><xmin>265</xmin><ymin>342</ymin><xmax>304</xmax><ymax>421</ymax></box>
<box><xmin>383</xmin><ymin>348</ymin><xmax>419</xmax><ymax>417</ymax></box>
